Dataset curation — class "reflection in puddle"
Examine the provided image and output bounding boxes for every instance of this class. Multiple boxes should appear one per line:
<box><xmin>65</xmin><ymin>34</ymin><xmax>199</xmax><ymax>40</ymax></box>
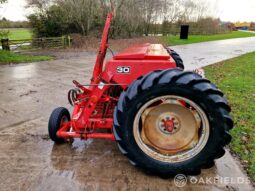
<box><xmin>72</xmin><ymin>139</ymin><xmax>93</xmax><ymax>152</ymax></box>
<box><xmin>11</xmin><ymin>64</ymin><xmax>37</xmax><ymax>79</ymax></box>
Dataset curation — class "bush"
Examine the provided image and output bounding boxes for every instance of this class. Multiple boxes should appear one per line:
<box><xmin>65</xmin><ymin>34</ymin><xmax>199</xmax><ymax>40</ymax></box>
<box><xmin>0</xmin><ymin>29</ymin><xmax>9</xmax><ymax>39</ymax></box>
<box><xmin>28</xmin><ymin>5</ymin><xmax>71</xmax><ymax>38</ymax></box>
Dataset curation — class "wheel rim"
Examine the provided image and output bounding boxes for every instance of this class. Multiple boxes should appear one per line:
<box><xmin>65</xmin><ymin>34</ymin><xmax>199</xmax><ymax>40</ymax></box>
<box><xmin>133</xmin><ymin>95</ymin><xmax>210</xmax><ymax>163</ymax></box>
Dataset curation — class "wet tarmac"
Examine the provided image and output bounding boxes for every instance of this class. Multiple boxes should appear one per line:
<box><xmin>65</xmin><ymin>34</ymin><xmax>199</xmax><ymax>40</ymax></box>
<box><xmin>173</xmin><ymin>36</ymin><xmax>255</xmax><ymax>70</ymax></box>
<box><xmin>0</xmin><ymin>49</ymin><xmax>254</xmax><ymax>191</ymax></box>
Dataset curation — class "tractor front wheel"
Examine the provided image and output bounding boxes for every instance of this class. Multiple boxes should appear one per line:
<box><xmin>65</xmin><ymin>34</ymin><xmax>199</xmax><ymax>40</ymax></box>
<box><xmin>48</xmin><ymin>107</ymin><xmax>70</xmax><ymax>144</ymax></box>
<box><xmin>113</xmin><ymin>69</ymin><xmax>233</xmax><ymax>177</ymax></box>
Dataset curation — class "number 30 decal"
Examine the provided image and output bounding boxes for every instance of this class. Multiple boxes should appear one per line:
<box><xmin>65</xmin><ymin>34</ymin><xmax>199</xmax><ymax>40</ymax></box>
<box><xmin>117</xmin><ymin>66</ymin><xmax>130</xmax><ymax>73</ymax></box>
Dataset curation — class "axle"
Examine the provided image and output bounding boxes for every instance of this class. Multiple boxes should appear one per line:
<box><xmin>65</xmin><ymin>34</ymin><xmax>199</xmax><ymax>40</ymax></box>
<box><xmin>57</xmin><ymin>118</ymin><xmax>115</xmax><ymax>141</ymax></box>
<box><xmin>58</xmin><ymin>131</ymin><xmax>115</xmax><ymax>141</ymax></box>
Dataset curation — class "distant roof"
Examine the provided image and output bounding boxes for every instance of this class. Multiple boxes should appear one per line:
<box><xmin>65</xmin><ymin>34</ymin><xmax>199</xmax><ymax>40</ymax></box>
<box><xmin>234</xmin><ymin>22</ymin><xmax>251</xmax><ymax>27</ymax></box>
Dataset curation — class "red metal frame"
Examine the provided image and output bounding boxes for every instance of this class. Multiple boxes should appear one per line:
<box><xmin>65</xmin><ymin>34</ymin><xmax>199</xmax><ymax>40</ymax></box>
<box><xmin>91</xmin><ymin>12</ymin><xmax>113</xmax><ymax>84</ymax></box>
<box><xmin>57</xmin><ymin>12</ymin><xmax>177</xmax><ymax>141</ymax></box>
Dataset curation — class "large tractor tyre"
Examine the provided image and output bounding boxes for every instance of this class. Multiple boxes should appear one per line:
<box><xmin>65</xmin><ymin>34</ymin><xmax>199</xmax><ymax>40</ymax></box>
<box><xmin>48</xmin><ymin>107</ymin><xmax>70</xmax><ymax>144</ymax></box>
<box><xmin>166</xmin><ymin>48</ymin><xmax>184</xmax><ymax>70</ymax></box>
<box><xmin>113</xmin><ymin>68</ymin><xmax>233</xmax><ymax>177</ymax></box>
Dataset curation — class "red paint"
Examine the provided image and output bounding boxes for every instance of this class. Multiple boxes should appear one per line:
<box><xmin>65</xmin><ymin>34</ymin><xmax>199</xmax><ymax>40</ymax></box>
<box><xmin>163</xmin><ymin>120</ymin><xmax>175</xmax><ymax>133</ymax></box>
<box><xmin>114</xmin><ymin>43</ymin><xmax>170</xmax><ymax>60</ymax></box>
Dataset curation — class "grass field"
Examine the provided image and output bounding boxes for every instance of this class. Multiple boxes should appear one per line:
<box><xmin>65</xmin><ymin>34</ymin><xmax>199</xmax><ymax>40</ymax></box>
<box><xmin>0</xmin><ymin>50</ymin><xmax>53</xmax><ymax>64</ymax></box>
<box><xmin>2</xmin><ymin>28</ymin><xmax>32</xmax><ymax>40</ymax></box>
<box><xmin>205</xmin><ymin>52</ymin><xmax>255</xmax><ymax>181</ymax></box>
<box><xmin>163</xmin><ymin>31</ymin><xmax>255</xmax><ymax>46</ymax></box>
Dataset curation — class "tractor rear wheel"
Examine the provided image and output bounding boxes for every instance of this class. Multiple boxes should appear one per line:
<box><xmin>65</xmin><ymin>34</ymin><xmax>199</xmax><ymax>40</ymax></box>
<box><xmin>166</xmin><ymin>48</ymin><xmax>184</xmax><ymax>70</ymax></box>
<box><xmin>48</xmin><ymin>107</ymin><xmax>70</xmax><ymax>144</ymax></box>
<box><xmin>113</xmin><ymin>69</ymin><xmax>233</xmax><ymax>177</ymax></box>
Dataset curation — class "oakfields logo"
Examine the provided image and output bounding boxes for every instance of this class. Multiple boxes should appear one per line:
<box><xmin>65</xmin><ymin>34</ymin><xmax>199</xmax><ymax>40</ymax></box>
<box><xmin>174</xmin><ymin>174</ymin><xmax>251</xmax><ymax>187</ymax></box>
<box><xmin>174</xmin><ymin>174</ymin><xmax>187</xmax><ymax>187</ymax></box>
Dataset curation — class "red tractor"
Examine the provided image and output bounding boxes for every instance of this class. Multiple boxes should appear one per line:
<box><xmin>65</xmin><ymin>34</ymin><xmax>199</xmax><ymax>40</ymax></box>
<box><xmin>48</xmin><ymin>11</ymin><xmax>233</xmax><ymax>177</ymax></box>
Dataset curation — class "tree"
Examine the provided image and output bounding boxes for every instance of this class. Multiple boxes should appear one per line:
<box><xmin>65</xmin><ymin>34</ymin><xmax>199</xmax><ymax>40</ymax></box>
<box><xmin>26</xmin><ymin>0</ymin><xmax>50</xmax><ymax>11</ymax></box>
<box><xmin>137</xmin><ymin>0</ymin><xmax>164</xmax><ymax>36</ymax></box>
<box><xmin>28</xmin><ymin>4</ymin><xmax>70</xmax><ymax>37</ymax></box>
<box><xmin>27</xmin><ymin>0</ymin><xmax>219</xmax><ymax>38</ymax></box>
<box><xmin>55</xmin><ymin>0</ymin><xmax>98</xmax><ymax>36</ymax></box>
<box><xmin>0</xmin><ymin>0</ymin><xmax>8</xmax><ymax>41</ymax></box>
<box><xmin>162</xmin><ymin>20</ymin><xmax>170</xmax><ymax>36</ymax></box>
<box><xmin>0</xmin><ymin>0</ymin><xmax>7</xmax><ymax>3</ymax></box>
<box><xmin>0</xmin><ymin>30</ymin><xmax>9</xmax><ymax>39</ymax></box>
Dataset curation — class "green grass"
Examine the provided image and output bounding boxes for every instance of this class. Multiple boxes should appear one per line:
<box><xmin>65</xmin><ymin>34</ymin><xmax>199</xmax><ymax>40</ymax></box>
<box><xmin>4</xmin><ymin>28</ymin><xmax>32</xmax><ymax>40</ymax></box>
<box><xmin>0</xmin><ymin>50</ymin><xmax>53</xmax><ymax>64</ymax></box>
<box><xmin>205</xmin><ymin>52</ymin><xmax>255</xmax><ymax>181</ymax></box>
<box><xmin>163</xmin><ymin>31</ymin><xmax>255</xmax><ymax>45</ymax></box>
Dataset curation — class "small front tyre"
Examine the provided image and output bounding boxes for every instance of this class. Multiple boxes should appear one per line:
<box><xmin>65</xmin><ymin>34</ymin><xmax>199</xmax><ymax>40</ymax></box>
<box><xmin>48</xmin><ymin>107</ymin><xmax>70</xmax><ymax>143</ymax></box>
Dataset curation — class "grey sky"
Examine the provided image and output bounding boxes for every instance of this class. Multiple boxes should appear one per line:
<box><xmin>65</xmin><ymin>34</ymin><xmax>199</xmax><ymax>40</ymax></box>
<box><xmin>0</xmin><ymin>0</ymin><xmax>255</xmax><ymax>22</ymax></box>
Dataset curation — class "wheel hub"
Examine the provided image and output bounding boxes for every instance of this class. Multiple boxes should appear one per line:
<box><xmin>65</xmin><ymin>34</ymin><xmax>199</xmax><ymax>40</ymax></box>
<box><xmin>158</xmin><ymin>113</ymin><xmax>180</xmax><ymax>134</ymax></box>
<box><xmin>140</xmin><ymin>99</ymin><xmax>201</xmax><ymax>155</ymax></box>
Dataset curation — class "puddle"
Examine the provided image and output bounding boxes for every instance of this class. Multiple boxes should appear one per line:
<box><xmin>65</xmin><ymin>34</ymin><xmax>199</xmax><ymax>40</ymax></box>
<box><xmin>11</xmin><ymin>64</ymin><xmax>37</xmax><ymax>79</ymax></box>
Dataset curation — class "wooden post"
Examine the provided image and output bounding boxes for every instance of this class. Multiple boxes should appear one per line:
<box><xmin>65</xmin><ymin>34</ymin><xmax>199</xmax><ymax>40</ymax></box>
<box><xmin>68</xmin><ymin>35</ymin><xmax>71</xmax><ymax>47</ymax></box>
<box><xmin>65</xmin><ymin>35</ymin><xmax>71</xmax><ymax>47</ymax></box>
<box><xmin>64</xmin><ymin>36</ymin><xmax>67</xmax><ymax>48</ymax></box>
<box><xmin>1</xmin><ymin>39</ymin><xmax>10</xmax><ymax>51</ymax></box>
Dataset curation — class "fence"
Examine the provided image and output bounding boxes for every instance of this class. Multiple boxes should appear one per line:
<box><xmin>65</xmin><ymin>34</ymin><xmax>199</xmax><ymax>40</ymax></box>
<box><xmin>0</xmin><ymin>36</ymin><xmax>72</xmax><ymax>51</ymax></box>
<box><xmin>32</xmin><ymin>36</ymin><xmax>71</xmax><ymax>48</ymax></box>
